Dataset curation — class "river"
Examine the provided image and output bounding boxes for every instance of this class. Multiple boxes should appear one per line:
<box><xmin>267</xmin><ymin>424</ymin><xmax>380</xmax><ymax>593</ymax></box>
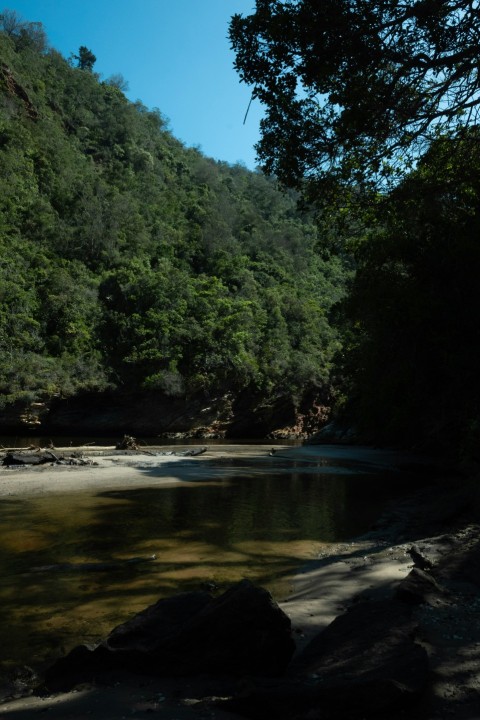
<box><xmin>0</xmin><ymin>441</ymin><xmax>425</xmax><ymax>676</ymax></box>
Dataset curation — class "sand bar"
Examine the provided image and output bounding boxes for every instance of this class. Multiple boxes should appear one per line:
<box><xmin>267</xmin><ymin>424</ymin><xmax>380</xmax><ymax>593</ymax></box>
<box><xmin>0</xmin><ymin>442</ymin><xmax>433</xmax><ymax>498</ymax></box>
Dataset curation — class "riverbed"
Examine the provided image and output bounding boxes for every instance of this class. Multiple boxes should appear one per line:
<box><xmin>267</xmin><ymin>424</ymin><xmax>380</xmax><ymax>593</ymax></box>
<box><xmin>0</xmin><ymin>443</ymin><xmax>426</xmax><ymax>676</ymax></box>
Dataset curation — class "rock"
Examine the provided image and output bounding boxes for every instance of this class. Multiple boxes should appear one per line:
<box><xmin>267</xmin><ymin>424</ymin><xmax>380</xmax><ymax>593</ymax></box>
<box><xmin>2</xmin><ymin>387</ymin><xmax>327</xmax><ymax>439</ymax></box>
<box><xmin>304</xmin><ymin>421</ymin><xmax>358</xmax><ymax>445</ymax></box>
<box><xmin>221</xmin><ymin>599</ymin><xmax>429</xmax><ymax>719</ymax></box>
<box><xmin>106</xmin><ymin>590</ymin><xmax>213</xmax><ymax>655</ymax></box>
<box><xmin>296</xmin><ymin>598</ymin><xmax>429</xmax><ymax>717</ymax></box>
<box><xmin>440</xmin><ymin>532</ymin><xmax>480</xmax><ymax>588</ymax></box>
<box><xmin>459</xmin><ymin>545</ymin><xmax>480</xmax><ymax>587</ymax></box>
<box><xmin>407</xmin><ymin>544</ymin><xmax>434</xmax><ymax>570</ymax></box>
<box><xmin>0</xmin><ymin>664</ymin><xmax>38</xmax><ymax>701</ymax></box>
<box><xmin>42</xmin><ymin>580</ymin><xmax>295</xmax><ymax>692</ymax></box>
<box><xmin>216</xmin><ymin>678</ymin><xmax>318</xmax><ymax>720</ymax></box>
<box><xmin>396</xmin><ymin>567</ymin><xmax>448</xmax><ymax>605</ymax></box>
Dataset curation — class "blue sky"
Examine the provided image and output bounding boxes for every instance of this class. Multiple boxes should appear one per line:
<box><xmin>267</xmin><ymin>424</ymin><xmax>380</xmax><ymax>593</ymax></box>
<box><xmin>4</xmin><ymin>0</ymin><xmax>263</xmax><ymax>168</ymax></box>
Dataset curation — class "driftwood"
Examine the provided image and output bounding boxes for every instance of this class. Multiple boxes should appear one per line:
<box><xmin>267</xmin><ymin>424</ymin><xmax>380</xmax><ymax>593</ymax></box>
<box><xmin>116</xmin><ymin>435</ymin><xmax>139</xmax><ymax>450</ymax></box>
<box><xmin>0</xmin><ymin>444</ymin><xmax>38</xmax><ymax>452</ymax></box>
<box><xmin>1</xmin><ymin>444</ymin><xmax>208</xmax><ymax>467</ymax></box>
<box><xmin>114</xmin><ymin>438</ymin><xmax>208</xmax><ymax>457</ymax></box>
<box><xmin>2</xmin><ymin>450</ymin><xmax>59</xmax><ymax>466</ymax></box>
<box><xmin>176</xmin><ymin>446</ymin><xmax>208</xmax><ymax>457</ymax></box>
<box><xmin>1</xmin><ymin>450</ymin><xmax>96</xmax><ymax>467</ymax></box>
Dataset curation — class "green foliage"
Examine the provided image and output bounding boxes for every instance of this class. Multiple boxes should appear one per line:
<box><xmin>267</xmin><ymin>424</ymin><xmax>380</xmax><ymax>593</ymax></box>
<box><xmin>230</xmin><ymin>0</ymin><xmax>480</xmax><ymax>190</ymax></box>
<box><xmin>0</xmin><ymin>9</ymin><xmax>48</xmax><ymax>53</ymax></box>
<box><xmin>229</xmin><ymin>1</ymin><xmax>480</xmax><ymax>455</ymax></box>
<box><xmin>340</xmin><ymin>128</ymin><xmax>480</xmax><ymax>449</ymax></box>
<box><xmin>73</xmin><ymin>46</ymin><xmax>96</xmax><ymax>72</ymax></box>
<box><xmin>0</xmin><ymin>22</ymin><xmax>347</xmax><ymax>409</ymax></box>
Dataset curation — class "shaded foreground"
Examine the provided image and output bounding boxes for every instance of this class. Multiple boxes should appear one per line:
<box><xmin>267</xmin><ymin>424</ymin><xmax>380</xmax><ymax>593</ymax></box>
<box><xmin>1</xmin><ymin>447</ymin><xmax>480</xmax><ymax>718</ymax></box>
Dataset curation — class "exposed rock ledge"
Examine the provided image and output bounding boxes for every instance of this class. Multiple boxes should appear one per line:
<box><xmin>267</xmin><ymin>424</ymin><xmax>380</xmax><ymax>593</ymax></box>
<box><xmin>0</xmin><ymin>387</ymin><xmax>330</xmax><ymax>440</ymax></box>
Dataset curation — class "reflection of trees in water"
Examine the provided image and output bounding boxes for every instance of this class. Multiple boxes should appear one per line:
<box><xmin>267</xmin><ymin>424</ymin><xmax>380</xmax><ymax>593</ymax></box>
<box><xmin>91</xmin><ymin>473</ymin><xmax>350</xmax><ymax>548</ymax></box>
<box><xmin>0</xmin><ymin>468</ymin><xmax>408</xmax><ymax>577</ymax></box>
<box><xmin>223</xmin><ymin>474</ymin><xmax>343</xmax><ymax>544</ymax></box>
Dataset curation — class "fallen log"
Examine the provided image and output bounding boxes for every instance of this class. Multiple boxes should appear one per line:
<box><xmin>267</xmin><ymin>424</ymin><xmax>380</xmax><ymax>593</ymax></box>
<box><xmin>3</xmin><ymin>449</ymin><xmax>62</xmax><ymax>466</ymax></box>
<box><xmin>2</xmin><ymin>452</ymin><xmax>52</xmax><ymax>466</ymax></box>
<box><xmin>0</xmin><ymin>445</ymin><xmax>38</xmax><ymax>452</ymax></box>
<box><xmin>176</xmin><ymin>446</ymin><xmax>208</xmax><ymax>457</ymax></box>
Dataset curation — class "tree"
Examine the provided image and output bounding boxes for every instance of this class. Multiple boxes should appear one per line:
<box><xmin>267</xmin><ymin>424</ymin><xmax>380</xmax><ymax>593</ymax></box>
<box><xmin>229</xmin><ymin>0</ymin><xmax>480</xmax><ymax>191</ymax></box>
<box><xmin>0</xmin><ymin>8</ymin><xmax>24</xmax><ymax>36</ymax></box>
<box><xmin>340</xmin><ymin>127</ymin><xmax>480</xmax><ymax>447</ymax></box>
<box><xmin>0</xmin><ymin>18</ymin><xmax>347</xmax><ymax>415</ymax></box>
<box><xmin>0</xmin><ymin>9</ymin><xmax>47</xmax><ymax>52</ymax></box>
<box><xmin>105</xmin><ymin>73</ymin><xmax>129</xmax><ymax>92</ymax></box>
<box><xmin>74</xmin><ymin>45</ymin><xmax>96</xmax><ymax>72</ymax></box>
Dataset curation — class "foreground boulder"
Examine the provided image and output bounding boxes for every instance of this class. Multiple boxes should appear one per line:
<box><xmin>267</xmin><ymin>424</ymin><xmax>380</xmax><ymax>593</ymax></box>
<box><xmin>43</xmin><ymin>579</ymin><xmax>295</xmax><ymax>691</ymax></box>
<box><xmin>220</xmin><ymin>599</ymin><xmax>429</xmax><ymax>719</ymax></box>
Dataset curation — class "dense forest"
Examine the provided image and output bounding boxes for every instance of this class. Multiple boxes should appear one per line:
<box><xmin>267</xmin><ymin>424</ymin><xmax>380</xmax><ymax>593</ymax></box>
<box><xmin>0</xmin><ymin>11</ymin><xmax>348</xmax><ymax>437</ymax></box>
<box><xmin>231</xmin><ymin>0</ymin><xmax>480</xmax><ymax>456</ymax></box>
<box><xmin>3</xmin><ymin>3</ymin><xmax>480</xmax><ymax>454</ymax></box>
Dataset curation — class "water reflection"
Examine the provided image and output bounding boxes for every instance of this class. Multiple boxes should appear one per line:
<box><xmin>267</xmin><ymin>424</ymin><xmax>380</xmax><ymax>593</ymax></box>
<box><xmin>0</xmin><ymin>460</ymin><xmax>411</xmax><ymax>673</ymax></box>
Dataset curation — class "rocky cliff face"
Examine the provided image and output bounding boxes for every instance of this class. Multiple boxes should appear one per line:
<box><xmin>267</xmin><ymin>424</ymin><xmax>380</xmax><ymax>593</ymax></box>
<box><xmin>0</xmin><ymin>388</ymin><xmax>331</xmax><ymax>440</ymax></box>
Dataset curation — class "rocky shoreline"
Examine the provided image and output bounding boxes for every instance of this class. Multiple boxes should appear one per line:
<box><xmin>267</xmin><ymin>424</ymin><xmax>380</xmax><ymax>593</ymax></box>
<box><xmin>278</xmin><ymin>480</ymin><xmax>480</xmax><ymax>720</ymax></box>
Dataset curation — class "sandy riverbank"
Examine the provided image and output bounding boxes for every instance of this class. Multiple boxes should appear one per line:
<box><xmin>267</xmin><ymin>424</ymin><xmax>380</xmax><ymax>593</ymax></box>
<box><xmin>0</xmin><ymin>442</ymin><xmax>434</xmax><ymax>497</ymax></box>
<box><xmin>0</xmin><ymin>444</ymin><xmax>280</xmax><ymax>497</ymax></box>
<box><xmin>1</xmin><ymin>444</ymin><xmax>479</xmax><ymax>719</ymax></box>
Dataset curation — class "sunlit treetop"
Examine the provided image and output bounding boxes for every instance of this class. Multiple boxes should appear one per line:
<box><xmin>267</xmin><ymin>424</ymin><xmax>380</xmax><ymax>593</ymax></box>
<box><xmin>230</xmin><ymin>0</ymin><xmax>480</xmax><ymax>193</ymax></box>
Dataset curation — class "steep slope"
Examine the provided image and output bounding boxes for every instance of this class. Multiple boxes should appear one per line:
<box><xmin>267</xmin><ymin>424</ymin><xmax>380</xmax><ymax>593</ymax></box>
<box><xmin>0</xmin><ymin>20</ymin><xmax>348</xmax><ymax>437</ymax></box>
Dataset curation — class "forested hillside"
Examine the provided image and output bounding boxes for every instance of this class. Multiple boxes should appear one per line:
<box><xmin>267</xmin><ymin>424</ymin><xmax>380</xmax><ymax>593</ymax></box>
<box><xmin>0</xmin><ymin>14</ymin><xmax>347</xmax><ymax>436</ymax></box>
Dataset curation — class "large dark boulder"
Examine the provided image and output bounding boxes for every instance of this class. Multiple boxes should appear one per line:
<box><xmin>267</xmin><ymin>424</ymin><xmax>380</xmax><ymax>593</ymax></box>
<box><xmin>43</xmin><ymin>580</ymin><xmax>295</xmax><ymax>692</ymax></box>
<box><xmin>106</xmin><ymin>589</ymin><xmax>212</xmax><ymax>654</ymax></box>
<box><xmin>221</xmin><ymin>599</ymin><xmax>429</xmax><ymax>719</ymax></box>
<box><xmin>439</xmin><ymin>532</ymin><xmax>480</xmax><ymax>588</ymax></box>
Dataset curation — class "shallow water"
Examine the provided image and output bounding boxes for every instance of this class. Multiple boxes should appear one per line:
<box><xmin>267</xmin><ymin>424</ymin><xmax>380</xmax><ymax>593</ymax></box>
<box><xmin>0</xmin><ymin>446</ymin><xmax>418</xmax><ymax>673</ymax></box>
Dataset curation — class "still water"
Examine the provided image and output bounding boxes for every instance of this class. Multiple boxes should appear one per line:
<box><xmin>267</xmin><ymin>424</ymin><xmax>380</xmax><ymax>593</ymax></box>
<box><xmin>0</xmin><ymin>444</ymin><xmax>417</xmax><ymax>673</ymax></box>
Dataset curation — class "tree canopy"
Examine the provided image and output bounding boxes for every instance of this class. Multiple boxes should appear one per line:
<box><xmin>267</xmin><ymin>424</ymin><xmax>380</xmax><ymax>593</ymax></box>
<box><xmin>0</xmin><ymin>20</ymin><xmax>347</xmax><ymax>411</ymax></box>
<box><xmin>74</xmin><ymin>45</ymin><xmax>96</xmax><ymax>71</ymax></box>
<box><xmin>339</xmin><ymin>126</ymin><xmax>480</xmax><ymax>450</ymax></box>
<box><xmin>231</xmin><ymin>1</ymin><xmax>480</xmax><ymax>453</ymax></box>
<box><xmin>230</xmin><ymin>0</ymin><xmax>480</xmax><ymax>190</ymax></box>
